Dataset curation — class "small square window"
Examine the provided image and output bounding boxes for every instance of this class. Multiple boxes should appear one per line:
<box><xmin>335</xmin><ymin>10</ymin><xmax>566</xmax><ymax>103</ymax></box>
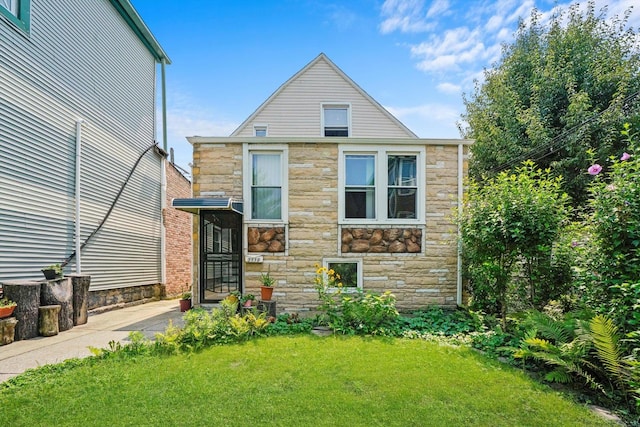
<box><xmin>254</xmin><ymin>125</ymin><xmax>267</xmax><ymax>137</ymax></box>
<box><xmin>323</xmin><ymin>258</ymin><xmax>362</xmax><ymax>290</ymax></box>
<box><xmin>323</xmin><ymin>105</ymin><xmax>349</xmax><ymax>137</ymax></box>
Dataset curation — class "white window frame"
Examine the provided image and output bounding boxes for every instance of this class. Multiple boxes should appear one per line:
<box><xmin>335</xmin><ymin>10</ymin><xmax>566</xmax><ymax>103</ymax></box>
<box><xmin>254</xmin><ymin>124</ymin><xmax>268</xmax><ymax>137</ymax></box>
<box><xmin>338</xmin><ymin>145</ymin><xmax>425</xmax><ymax>225</ymax></box>
<box><xmin>243</xmin><ymin>144</ymin><xmax>288</xmax><ymax>223</ymax></box>
<box><xmin>321</xmin><ymin>103</ymin><xmax>351</xmax><ymax>137</ymax></box>
<box><xmin>323</xmin><ymin>258</ymin><xmax>363</xmax><ymax>292</ymax></box>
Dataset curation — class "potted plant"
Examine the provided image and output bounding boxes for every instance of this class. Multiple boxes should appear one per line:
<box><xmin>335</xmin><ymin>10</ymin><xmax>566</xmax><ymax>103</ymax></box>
<box><xmin>240</xmin><ymin>294</ymin><xmax>255</xmax><ymax>307</ymax></box>
<box><xmin>259</xmin><ymin>272</ymin><xmax>275</xmax><ymax>301</ymax></box>
<box><xmin>0</xmin><ymin>297</ymin><xmax>17</xmax><ymax>319</ymax></box>
<box><xmin>179</xmin><ymin>282</ymin><xmax>192</xmax><ymax>312</ymax></box>
<box><xmin>41</xmin><ymin>264</ymin><xmax>63</xmax><ymax>280</ymax></box>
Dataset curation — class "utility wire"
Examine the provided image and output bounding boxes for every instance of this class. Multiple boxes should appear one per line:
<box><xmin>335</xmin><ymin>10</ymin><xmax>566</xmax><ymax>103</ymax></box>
<box><xmin>61</xmin><ymin>143</ymin><xmax>160</xmax><ymax>268</ymax></box>
<box><xmin>489</xmin><ymin>90</ymin><xmax>640</xmax><ymax>173</ymax></box>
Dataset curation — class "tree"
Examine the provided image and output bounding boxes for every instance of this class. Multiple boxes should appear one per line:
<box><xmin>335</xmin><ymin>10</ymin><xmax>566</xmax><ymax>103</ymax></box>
<box><xmin>458</xmin><ymin>162</ymin><xmax>571</xmax><ymax>327</ymax></box>
<box><xmin>461</xmin><ymin>2</ymin><xmax>640</xmax><ymax>207</ymax></box>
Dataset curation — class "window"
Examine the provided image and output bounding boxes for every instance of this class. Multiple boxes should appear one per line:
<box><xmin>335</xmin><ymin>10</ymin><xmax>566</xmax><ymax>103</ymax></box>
<box><xmin>345</xmin><ymin>154</ymin><xmax>375</xmax><ymax>219</ymax></box>
<box><xmin>339</xmin><ymin>146</ymin><xmax>424</xmax><ymax>223</ymax></box>
<box><xmin>0</xmin><ymin>0</ymin><xmax>30</xmax><ymax>33</ymax></box>
<box><xmin>244</xmin><ymin>145</ymin><xmax>288</xmax><ymax>222</ymax></box>
<box><xmin>254</xmin><ymin>125</ymin><xmax>267</xmax><ymax>137</ymax></box>
<box><xmin>324</xmin><ymin>258</ymin><xmax>362</xmax><ymax>290</ymax></box>
<box><xmin>323</xmin><ymin>104</ymin><xmax>349</xmax><ymax>137</ymax></box>
<box><xmin>251</xmin><ymin>153</ymin><xmax>282</xmax><ymax>219</ymax></box>
<box><xmin>388</xmin><ymin>155</ymin><xmax>417</xmax><ymax>219</ymax></box>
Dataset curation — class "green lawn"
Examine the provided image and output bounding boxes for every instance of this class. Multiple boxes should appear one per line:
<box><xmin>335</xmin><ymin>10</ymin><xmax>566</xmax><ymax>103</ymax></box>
<box><xmin>0</xmin><ymin>336</ymin><xmax>614</xmax><ymax>426</ymax></box>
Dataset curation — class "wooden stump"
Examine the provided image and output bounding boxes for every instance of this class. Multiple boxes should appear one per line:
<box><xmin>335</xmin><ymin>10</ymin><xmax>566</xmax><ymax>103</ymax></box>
<box><xmin>41</xmin><ymin>278</ymin><xmax>74</xmax><ymax>332</ymax></box>
<box><xmin>2</xmin><ymin>281</ymin><xmax>41</xmax><ymax>340</ymax></box>
<box><xmin>257</xmin><ymin>300</ymin><xmax>277</xmax><ymax>318</ymax></box>
<box><xmin>38</xmin><ymin>305</ymin><xmax>61</xmax><ymax>336</ymax></box>
<box><xmin>68</xmin><ymin>274</ymin><xmax>91</xmax><ymax>325</ymax></box>
<box><xmin>0</xmin><ymin>317</ymin><xmax>18</xmax><ymax>345</ymax></box>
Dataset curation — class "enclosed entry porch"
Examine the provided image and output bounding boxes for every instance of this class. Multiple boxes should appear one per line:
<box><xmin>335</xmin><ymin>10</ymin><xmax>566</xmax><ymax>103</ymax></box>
<box><xmin>172</xmin><ymin>198</ymin><xmax>244</xmax><ymax>303</ymax></box>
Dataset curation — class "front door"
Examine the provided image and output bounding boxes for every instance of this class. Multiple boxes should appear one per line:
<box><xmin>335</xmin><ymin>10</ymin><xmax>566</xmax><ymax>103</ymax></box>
<box><xmin>200</xmin><ymin>210</ymin><xmax>242</xmax><ymax>302</ymax></box>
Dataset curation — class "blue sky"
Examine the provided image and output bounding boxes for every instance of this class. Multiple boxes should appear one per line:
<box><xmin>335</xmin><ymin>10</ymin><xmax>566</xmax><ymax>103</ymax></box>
<box><xmin>131</xmin><ymin>0</ymin><xmax>639</xmax><ymax>173</ymax></box>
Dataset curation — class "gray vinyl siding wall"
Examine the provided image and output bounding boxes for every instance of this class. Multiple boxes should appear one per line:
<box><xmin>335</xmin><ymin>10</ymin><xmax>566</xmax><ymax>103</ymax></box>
<box><xmin>0</xmin><ymin>0</ymin><xmax>162</xmax><ymax>290</ymax></box>
<box><xmin>233</xmin><ymin>58</ymin><xmax>414</xmax><ymax>138</ymax></box>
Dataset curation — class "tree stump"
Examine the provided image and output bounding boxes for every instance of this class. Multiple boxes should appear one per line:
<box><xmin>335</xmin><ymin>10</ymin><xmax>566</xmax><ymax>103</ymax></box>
<box><xmin>2</xmin><ymin>281</ymin><xmax>41</xmax><ymax>340</ymax></box>
<box><xmin>0</xmin><ymin>317</ymin><xmax>18</xmax><ymax>345</ymax></box>
<box><xmin>41</xmin><ymin>278</ymin><xmax>73</xmax><ymax>332</ymax></box>
<box><xmin>68</xmin><ymin>274</ymin><xmax>91</xmax><ymax>325</ymax></box>
<box><xmin>38</xmin><ymin>305</ymin><xmax>61</xmax><ymax>336</ymax></box>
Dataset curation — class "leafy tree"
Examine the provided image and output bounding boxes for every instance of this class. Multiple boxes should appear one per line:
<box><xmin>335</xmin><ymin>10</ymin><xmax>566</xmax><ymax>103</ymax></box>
<box><xmin>458</xmin><ymin>162</ymin><xmax>571</xmax><ymax>326</ymax></box>
<box><xmin>461</xmin><ymin>2</ymin><xmax>640</xmax><ymax>207</ymax></box>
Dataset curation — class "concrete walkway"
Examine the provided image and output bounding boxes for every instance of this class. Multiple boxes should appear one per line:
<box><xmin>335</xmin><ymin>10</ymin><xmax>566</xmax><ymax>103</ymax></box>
<box><xmin>0</xmin><ymin>299</ymin><xmax>185</xmax><ymax>383</ymax></box>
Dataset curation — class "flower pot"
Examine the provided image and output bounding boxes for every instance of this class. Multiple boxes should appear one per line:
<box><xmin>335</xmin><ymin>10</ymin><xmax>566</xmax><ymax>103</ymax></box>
<box><xmin>42</xmin><ymin>269</ymin><xmax>62</xmax><ymax>280</ymax></box>
<box><xmin>243</xmin><ymin>300</ymin><xmax>253</xmax><ymax>308</ymax></box>
<box><xmin>179</xmin><ymin>299</ymin><xmax>192</xmax><ymax>312</ymax></box>
<box><xmin>0</xmin><ymin>305</ymin><xmax>16</xmax><ymax>319</ymax></box>
<box><xmin>260</xmin><ymin>286</ymin><xmax>274</xmax><ymax>301</ymax></box>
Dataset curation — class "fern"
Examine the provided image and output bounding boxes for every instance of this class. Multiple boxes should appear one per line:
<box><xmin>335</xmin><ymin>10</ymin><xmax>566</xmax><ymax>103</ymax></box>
<box><xmin>589</xmin><ymin>315</ymin><xmax>625</xmax><ymax>387</ymax></box>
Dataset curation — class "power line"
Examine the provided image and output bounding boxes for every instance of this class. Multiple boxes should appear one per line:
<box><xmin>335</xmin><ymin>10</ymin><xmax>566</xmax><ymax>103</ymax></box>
<box><xmin>488</xmin><ymin>90</ymin><xmax>640</xmax><ymax>173</ymax></box>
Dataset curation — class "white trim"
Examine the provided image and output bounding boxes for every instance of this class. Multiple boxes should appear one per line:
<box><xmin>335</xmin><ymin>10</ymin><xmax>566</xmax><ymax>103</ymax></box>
<box><xmin>243</xmin><ymin>143</ymin><xmax>289</xmax><ymax>224</ymax></box>
<box><xmin>321</xmin><ymin>102</ymin><xmax>351</xmax><ymax>137</ymax></box>
<box><xmin>338</xmin><ymin>145</ymin><xmax>425</xmax><ymax>225</ymax></box>
<box><xmin>323</xmin><ymin>257</ymin><xmax>363</xmax><ymax>291</ymax></box>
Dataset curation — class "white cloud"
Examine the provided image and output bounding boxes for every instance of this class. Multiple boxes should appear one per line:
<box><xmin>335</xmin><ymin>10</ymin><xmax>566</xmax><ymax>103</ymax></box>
<box><xmin>426</xmin><ymin>0</ymin><xmax>450</xmax><ymax>18</ymax></box>
<box><xmin>437</xmin><ymin>82</ymin><xmax>462</xmax><ymax>94</ymax></box>
<box><xmin>386</xmin><ymin>103</ymin><xmax>461</xmax><ymax>137</ymax></box>
<box><xmin>379</xmin><ymin>0</ymin><xmax>435</xmax><ymax>33</ymax></box>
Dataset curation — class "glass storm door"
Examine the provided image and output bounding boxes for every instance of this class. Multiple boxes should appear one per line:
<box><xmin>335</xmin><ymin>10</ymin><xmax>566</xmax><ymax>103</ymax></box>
<box><xmin>200</xmin><ymin>211</ymin><xmax>242</xmax><ymax>302</ymax></box>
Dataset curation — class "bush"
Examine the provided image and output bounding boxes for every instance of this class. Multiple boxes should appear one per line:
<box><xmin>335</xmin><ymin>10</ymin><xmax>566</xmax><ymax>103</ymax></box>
<box><xmin>314</xmin><ymin>265</ymin><xmax>399</xmax><ymax>335</ymax></box>
<box><xmin>458</xmin><ymin>161</ymin><xmax>571</xmax><ymax>325</ymax></box>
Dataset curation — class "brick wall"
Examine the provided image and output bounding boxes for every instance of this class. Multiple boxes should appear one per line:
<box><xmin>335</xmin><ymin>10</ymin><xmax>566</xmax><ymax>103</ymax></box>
<box><xmin>165</xmin><ymin>162</ymin><xmax>192</xmax><ymax>297</ymax></box>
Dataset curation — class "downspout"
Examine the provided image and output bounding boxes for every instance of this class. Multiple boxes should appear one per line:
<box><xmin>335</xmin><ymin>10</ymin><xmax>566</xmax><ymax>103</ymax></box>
<box><xmin>457</xmin><ymin>143</ymin><xmax>463</xmax><ymax>306</ymax></box>
<box><xmin>160</xmin><ymin>58</ymin><xmax>168</xmax><ymax>285</ymax></box>
<box><xmin>75</xmin><ymin>119</ymin><xmax>84</xmax><ymax>274</ymax></box>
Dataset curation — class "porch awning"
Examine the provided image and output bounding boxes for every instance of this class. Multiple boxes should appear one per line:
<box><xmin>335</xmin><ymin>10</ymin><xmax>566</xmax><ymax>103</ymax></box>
<box><xmin>171</xmin><ymin>198</ymin><xmax>243</xmax><ymax>214</ymax></box>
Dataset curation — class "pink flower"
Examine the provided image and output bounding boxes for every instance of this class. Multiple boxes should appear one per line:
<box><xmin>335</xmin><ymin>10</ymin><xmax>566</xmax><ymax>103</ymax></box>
<box><xmin>621</xmin><ymin>152</ymin><xmax>631</xmax><ymax>161</ymax></box>
<box><xmin>588</xmin><ymin>164</ymin><xmax>602</xmax><ymax>175</ymax></box>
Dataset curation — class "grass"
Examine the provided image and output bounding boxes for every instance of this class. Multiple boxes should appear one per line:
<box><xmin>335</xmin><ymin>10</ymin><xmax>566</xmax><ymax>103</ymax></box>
<box><xmin>0</xmin><ymin>336</ymin><xmax>614</xmax><ymax>426</ymax></box>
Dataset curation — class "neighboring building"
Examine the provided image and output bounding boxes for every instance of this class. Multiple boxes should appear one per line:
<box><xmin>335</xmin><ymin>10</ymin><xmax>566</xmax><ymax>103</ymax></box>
<box><xmin>175</xmin><ymin>53</ymin><xmax>472</xmax><ymax>313</ymax></box>
<box><xmin>0</xmin><ymin>0</ymin><xmax>180</xmax><ymax>308</ymax></box>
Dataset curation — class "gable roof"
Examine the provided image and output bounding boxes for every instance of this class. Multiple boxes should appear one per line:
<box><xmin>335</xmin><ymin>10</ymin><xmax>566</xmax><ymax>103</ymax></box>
<box><xmin>109</xmin><ymin>0</ymin><xmax>171</xmax><ymax>64</ymax></box>
<box><xmin>231</xmin><ymin>53</ymin><xmax>417</xmax><ymax>138</ymax></box>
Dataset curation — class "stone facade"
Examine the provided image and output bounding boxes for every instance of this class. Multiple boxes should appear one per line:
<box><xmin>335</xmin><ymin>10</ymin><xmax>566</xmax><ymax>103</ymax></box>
<box><xmin>88</xmin><ymin>283</ymin><xmax>162</xmax><ymax>312</ymax></box>
<box><xmin>164</xmin><ymin>162</ymin><xmax>193</xmax><ymax>297</ymax></box>
<box><xmin>341</xmin><ymin>228</ymin><xmax>422</xmax><ymax>253</ymax></box>
<box><xmin>192</xmin><ymin>140</ymin><xmax>468</xmax><ymax>313</ymax></box>
<box><xmin>248</xmin><ymin>227</ymin><xmax>286</xmax><ymax>252</ymax></box>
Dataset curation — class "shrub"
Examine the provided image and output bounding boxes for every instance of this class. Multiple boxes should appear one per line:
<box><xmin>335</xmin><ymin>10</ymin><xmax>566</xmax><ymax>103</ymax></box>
<box><xmin>314</xmin><ymin>265</ymin><xmax>399</xmax><ymax>335</ymax></box>
<box><xmin>458</xmin><ymin>161</ymin><xmax>571</xmax><ymax>326</ymax></box>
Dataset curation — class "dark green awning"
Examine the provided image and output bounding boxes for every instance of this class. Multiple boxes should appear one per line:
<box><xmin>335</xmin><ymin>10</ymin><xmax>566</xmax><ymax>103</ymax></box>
<box><xmin>171</xmin><ymin>198</ymin><xmax>243</xmax><ymax>215</ymax></box>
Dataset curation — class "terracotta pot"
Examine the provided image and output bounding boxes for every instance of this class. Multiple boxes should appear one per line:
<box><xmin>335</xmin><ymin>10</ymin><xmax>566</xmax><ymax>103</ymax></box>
<box><xmin>0</xmin><ymin>305</ymin><xmax>16</xmax><ymax>319</ymax></box>
<box><xmin>179</xmin><ymin>299</ymin><xmax>192</xmax><ymax>312</ymax></box>
<box><xmin>243</xmin><ymin>300</ymin><xmax>253</xmax><ymax>308</ymax></box>
<box><xmin>260</xmin><ymin>286</ymin><xmax>274</xmax><ymax>301</ymax></box>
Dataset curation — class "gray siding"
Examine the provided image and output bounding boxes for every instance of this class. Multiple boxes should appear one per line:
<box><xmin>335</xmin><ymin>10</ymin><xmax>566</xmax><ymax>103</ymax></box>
<box><xmin>233</xmin><ymin>56</ymin><xmax>416</xmax><ymax>139</ymax></box>
<box><xmin>0</xmin><ymin>0</ymin><xmax>162</xmax><ymax>290</ymax></box>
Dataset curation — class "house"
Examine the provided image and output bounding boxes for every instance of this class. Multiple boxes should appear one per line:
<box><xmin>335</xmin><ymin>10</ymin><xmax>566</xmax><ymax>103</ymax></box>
<box><xmin>174</xmin><ymin>53</ymin><xmax>472</xmax><ymax>313</ymax></box>
<box><xmin>0</xmin><ymin>0</ymin><xmax>190</xmax><ymax>308</ymax></box>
